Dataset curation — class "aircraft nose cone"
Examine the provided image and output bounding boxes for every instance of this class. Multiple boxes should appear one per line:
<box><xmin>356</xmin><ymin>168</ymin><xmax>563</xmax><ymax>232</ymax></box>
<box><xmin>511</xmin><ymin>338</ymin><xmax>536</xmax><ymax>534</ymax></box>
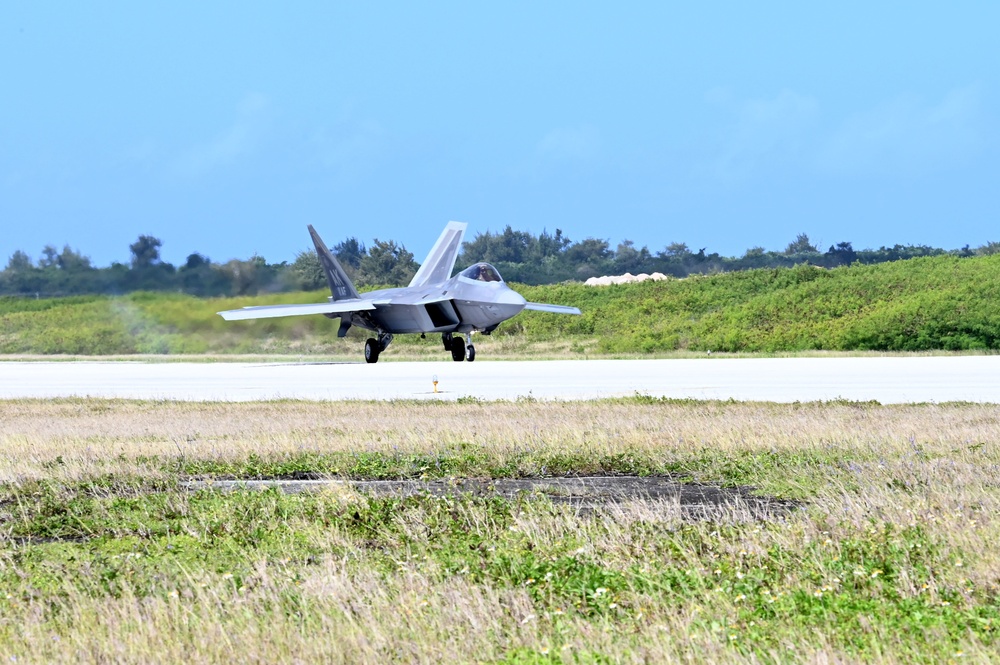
<box><xmin>497</xmin><ymin>289</ymin><xmax>527</xmax><ymax>307</ymax></box>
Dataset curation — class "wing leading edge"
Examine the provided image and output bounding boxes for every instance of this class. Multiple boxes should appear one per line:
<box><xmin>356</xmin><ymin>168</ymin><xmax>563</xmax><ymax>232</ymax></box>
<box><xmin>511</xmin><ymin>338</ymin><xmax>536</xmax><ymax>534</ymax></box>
<box><xmin>524</xmin><ymin>302</ymin><xmax>582</xmax><ymax>315</ymax></box>
<box><xmin>218</xmin><ymin>299</ymin><xmax>375</xmax><ymax>321</ymax></box>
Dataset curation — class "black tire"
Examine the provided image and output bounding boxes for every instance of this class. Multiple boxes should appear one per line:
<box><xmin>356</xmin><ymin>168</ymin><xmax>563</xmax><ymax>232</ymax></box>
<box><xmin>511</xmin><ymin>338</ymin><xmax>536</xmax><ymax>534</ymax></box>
<box><xmin>466</xmin><ymin>345</ymin><xmax>476</xmax><ymax>362</ymax></box>
<box><xmin>364</xmin><ymin>338</ymin><xmax>380</xmax><ymax>363</ymax></box>
<box><xmin>450</xmin><ymin>337</ymin><xmax>466</xmax><ymax>362</ymax></box>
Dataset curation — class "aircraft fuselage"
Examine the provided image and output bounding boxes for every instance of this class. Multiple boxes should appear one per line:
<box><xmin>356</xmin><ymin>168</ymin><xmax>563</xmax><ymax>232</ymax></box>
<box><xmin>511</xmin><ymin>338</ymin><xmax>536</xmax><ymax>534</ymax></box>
<box><xmin>218</xmin><ymin>223</ymin><xmax>579</xmax><ymax>363</ymax></box>
<box><xmin>342</xmin><ymin>267</ymin><xmax>527</xmax><ymax>335</ymax></box>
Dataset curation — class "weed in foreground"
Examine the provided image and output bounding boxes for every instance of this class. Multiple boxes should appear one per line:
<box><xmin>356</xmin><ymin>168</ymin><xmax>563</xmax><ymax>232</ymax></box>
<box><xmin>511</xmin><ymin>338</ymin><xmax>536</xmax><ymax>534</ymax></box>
<box><xmin>2</xmin><ymin>398</ymin><xmax>1000</xmax><ymax>661</ymax></box>
<box><xmin>0</xmin><ymin>487</ymin><xmax>998</xmax><ymax>662</ymax></box>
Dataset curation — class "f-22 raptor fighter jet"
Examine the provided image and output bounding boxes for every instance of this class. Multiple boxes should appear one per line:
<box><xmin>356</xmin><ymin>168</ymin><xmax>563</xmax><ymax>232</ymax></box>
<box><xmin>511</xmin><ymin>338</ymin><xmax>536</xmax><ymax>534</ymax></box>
<box><xmin>218</xmin><ymin>222</ymin><xmax>581</xmax><ymax>363</ymax></box>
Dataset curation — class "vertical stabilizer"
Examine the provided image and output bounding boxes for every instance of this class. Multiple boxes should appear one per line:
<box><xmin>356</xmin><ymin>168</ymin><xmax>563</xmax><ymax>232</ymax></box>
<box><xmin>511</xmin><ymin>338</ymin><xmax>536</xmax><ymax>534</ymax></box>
<box><xmin>308</xmin><ymin>225</ymin><xmax>361</xmax><ymax>301</ymax></box>
<box><xmin>408</xmin><ymin>221</ymin><xmax>468</xmax><ymax>288</ymax></box>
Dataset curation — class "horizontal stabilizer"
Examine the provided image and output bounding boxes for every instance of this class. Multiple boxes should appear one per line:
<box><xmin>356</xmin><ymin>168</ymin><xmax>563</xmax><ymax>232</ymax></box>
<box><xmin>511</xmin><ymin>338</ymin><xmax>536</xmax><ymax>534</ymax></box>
<box><xmin>524</xmin><ymin>302</ymin><xmax>582</xmax><ymax>315</ymax></box>
<box><xmin>218</xmin><ymin>300</ymin><xmax>374</xmax><ymax>321</ymax></box>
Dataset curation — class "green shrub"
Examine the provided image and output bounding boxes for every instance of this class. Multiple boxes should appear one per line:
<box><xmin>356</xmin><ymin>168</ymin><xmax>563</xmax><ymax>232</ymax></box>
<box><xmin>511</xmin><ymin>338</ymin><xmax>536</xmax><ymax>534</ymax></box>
<box><xmin>3</xmin><ymin>256</ymin><xmax>999</xmax><ymax>354</ymax></box>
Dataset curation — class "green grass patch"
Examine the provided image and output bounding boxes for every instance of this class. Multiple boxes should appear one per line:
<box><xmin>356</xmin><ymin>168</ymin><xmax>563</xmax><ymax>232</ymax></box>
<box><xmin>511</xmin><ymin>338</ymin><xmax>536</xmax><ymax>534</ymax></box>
<box><xmin>3</xmin><ymin>254</ymin><xmax>1000</xmax><ymax>354</ymax></box>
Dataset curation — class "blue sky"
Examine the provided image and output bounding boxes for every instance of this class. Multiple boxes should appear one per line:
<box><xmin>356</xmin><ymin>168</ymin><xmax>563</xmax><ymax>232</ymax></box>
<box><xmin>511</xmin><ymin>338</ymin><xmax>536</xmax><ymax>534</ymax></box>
<box><xmin>2</xmin><ymin>2</ymin><xmax>997</xmax><ymax>267</ymax></box>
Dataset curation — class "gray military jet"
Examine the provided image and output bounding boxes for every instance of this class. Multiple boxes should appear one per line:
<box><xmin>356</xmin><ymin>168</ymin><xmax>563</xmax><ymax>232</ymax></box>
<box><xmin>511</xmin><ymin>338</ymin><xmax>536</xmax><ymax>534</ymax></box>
<box><xmin>217</xmin><ymin>222</ymin><xmax>581</xmax><ymax>363</ymax></box>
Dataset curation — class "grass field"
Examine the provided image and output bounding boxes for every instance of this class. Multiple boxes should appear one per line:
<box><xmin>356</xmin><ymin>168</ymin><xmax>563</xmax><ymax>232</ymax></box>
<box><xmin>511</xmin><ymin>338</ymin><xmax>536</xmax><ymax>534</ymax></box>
<box><xmin>3</xmin><ymin>253</ymin><xmax>1000</xmax><ymax>356</ymax></box>
<box><xmin>2</xmin><ymin>397</ymin><xmax>1000</xmax><ymax>662</ymax></box>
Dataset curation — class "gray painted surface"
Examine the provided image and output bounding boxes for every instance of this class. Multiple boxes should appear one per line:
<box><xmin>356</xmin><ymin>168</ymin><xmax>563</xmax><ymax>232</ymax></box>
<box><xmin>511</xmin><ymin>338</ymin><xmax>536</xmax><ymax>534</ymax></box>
<box><xmin>181</xmin><ymin>476</ymin><xmax>796</xmax><ymax>517</ymax></box>
<box><xmin>0</xmin><ymin>357</ymin><xmax>997</xmax><ymax>403</ymax></box>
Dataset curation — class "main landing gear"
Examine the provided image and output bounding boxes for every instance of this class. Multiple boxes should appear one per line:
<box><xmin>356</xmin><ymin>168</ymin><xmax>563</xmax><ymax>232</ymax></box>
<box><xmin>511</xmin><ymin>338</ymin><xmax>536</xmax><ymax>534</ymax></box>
<box><xmin>442</xmin><ymin>333</ymin><xmax>475</xmax><ymax>362</ymax></box>
<box><xmin>364</xmin><ymin>333</ymin><xmax>393</xmax><ymax>364</ymax></box>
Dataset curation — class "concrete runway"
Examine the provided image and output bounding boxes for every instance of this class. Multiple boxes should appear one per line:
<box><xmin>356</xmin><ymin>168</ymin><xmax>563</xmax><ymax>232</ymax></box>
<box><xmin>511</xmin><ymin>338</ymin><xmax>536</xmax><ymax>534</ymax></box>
<box><xmin>0</xmin><ymin>356</ymin><xmax>997</xmax><ymax>403</ymax></box>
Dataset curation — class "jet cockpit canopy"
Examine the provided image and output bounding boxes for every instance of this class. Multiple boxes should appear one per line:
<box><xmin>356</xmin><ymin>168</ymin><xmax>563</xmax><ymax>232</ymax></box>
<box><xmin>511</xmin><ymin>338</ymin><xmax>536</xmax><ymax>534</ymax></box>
<box><xmin>459</xmin><ymin>263</ymin><xmax>503</xmax><ymax>283</ymax></box>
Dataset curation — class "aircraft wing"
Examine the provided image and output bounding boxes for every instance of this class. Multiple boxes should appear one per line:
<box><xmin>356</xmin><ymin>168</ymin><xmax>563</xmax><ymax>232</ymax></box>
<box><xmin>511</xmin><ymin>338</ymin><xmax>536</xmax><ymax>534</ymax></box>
<box><xmin>408</xmin><ymin>221</ymin><xmax>467</xmax><ymax>288</ymax></box>
<box><xmin>218</xmin><ymin>299</ymin><xmax>375</xmax><ymax>321</ymax></box>
<box><xmin>524</xmin><ymin>302</ymin><xmax>582</xmax><ymax>315</ymax></box>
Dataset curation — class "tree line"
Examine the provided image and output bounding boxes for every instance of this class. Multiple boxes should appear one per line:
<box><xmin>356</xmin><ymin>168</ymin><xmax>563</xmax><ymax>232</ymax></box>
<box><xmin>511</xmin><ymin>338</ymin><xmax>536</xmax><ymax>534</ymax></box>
<box><xmin>2</xmin><ymin>228</ymin><xmax>998</xmax><ymax>298</ymax></box>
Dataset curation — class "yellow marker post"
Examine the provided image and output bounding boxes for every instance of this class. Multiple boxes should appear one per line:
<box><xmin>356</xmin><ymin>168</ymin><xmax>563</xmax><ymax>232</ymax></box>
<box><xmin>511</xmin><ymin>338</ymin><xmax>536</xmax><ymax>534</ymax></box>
<box><xmin>432</xmin><ymin>374</ymin><xmax>439</xmax><ymax>393</ymax></box>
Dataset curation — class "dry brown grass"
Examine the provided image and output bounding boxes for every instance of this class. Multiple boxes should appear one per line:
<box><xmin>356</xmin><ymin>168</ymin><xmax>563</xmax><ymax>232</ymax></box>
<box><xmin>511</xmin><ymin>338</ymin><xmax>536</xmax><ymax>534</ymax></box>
<box><xmin>2</xmin><ymin>398</ymin><xmax>999</xmax><ymax>485</ymax></box>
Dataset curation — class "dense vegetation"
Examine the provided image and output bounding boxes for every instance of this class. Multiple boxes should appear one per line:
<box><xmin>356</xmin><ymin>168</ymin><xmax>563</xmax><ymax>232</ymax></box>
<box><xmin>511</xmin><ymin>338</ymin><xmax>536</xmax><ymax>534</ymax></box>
<box><xmin>2</xmin><ymin>254</ymin><xmax>998</xmax><ymax>355</ymax></box>
<box><xmin>3</xmin><ymin>227</ymin><xmax>998</xmax><ymax>297</ymax></box>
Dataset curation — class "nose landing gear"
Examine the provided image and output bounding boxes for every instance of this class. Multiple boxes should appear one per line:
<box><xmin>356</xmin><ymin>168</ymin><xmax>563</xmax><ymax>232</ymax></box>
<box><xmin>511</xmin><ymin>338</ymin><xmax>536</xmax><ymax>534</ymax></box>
<box><xmin>465</xmin><ymin>332</ymin><xmax>475</xmax><ymax>362</ymax></box>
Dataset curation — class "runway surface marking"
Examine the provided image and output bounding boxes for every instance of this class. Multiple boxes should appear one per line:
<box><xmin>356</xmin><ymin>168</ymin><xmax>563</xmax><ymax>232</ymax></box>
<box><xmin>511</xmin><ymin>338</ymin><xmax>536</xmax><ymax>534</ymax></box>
<box><xmin>1</xmin><ymin>357</ymin><xmax>997</xmax><ymax>403</ymax></box>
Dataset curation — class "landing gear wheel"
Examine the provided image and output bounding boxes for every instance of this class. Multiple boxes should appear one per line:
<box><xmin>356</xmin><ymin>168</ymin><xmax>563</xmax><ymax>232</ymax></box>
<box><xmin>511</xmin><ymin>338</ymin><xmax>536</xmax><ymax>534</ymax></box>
<box><xmin>450</xmin><ymin>337</ymin><xmax>466</xmax><ymax>362</ymax></box>
<box><xmin>364</xmin><ymin>338</ymin><xmax>380</xmax><ymax>363</ymax></box>
<box><xmin>466</xmin><ymin>345</ymin><xmax>476</xmax><ymax>362</ymax></box>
